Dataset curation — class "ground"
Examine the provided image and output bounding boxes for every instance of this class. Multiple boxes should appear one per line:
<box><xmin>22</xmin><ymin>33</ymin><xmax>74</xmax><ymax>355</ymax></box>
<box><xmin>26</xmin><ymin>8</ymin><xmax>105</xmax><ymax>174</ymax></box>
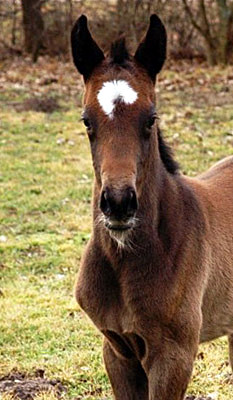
<box><xmin>0</xmin><ymin>55</ymin><xmax>233</xmax><ymax>399</ymax></box>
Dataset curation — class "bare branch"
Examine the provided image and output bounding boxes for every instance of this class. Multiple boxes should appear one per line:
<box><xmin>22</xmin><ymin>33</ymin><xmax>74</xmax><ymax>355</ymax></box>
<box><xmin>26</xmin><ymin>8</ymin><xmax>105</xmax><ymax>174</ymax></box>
<box><xmin>182</xmin><ymin>0</ymin><xmax>217</xmax><ymax>65</ymax></box>
<box><xmin>11</xmin><ymin>0</ymin><xmax>17</xmax><ymax>45</ymax></box>
<box><xmin>181</xmin><ymin>0</ymin><xmax>206</xmax><ymax>37</ymax></box>
<box><xmin>198</xmin><ymin>0</ymin><xmax>213</xmax><ymax>41</ymax></box>
<box><xmin>216</xmin><ymin>0</ymin><xmax>233</xmax><ymax>18</ymax></box>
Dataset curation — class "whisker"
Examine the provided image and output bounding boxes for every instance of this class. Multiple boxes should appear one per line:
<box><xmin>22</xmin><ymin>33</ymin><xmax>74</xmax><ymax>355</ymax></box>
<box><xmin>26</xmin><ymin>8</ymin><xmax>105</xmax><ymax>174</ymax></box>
<box><xmin>94</xmin><ymin>214</ymin><xmax>106</xmax><ymax>227</ymax></box>
<box><xmin>93</xmin><ymin>214</ymin><xmax>145</xmax><ymax>254</ymax></box>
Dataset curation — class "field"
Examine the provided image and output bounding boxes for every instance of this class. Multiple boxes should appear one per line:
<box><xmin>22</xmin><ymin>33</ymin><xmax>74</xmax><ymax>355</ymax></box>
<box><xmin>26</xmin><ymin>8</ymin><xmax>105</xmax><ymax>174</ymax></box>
<box><xmin>0</xmin><ymin>56</ymin><xmax>233</xmax><ymax>400</ymax></box>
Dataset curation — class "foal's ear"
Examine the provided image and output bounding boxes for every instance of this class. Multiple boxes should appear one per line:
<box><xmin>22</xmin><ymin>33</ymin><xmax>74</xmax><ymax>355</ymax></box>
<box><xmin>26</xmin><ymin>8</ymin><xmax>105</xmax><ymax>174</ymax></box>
<box><xmin>71</xmin><ymin>15</ymin><xmax>105</xmax><ymax>81</ymax></box>
<box><xmin>134</xmin><ymin>14</ymin><xmax>166</xmax><ymax>82</ymax></box>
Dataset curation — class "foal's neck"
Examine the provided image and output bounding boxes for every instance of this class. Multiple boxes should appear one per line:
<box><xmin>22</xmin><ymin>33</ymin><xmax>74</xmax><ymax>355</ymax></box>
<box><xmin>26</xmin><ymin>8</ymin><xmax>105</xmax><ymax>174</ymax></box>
<box><xmin>138</xmin><ymin>161</ymin><xmax>181</xmax><ymax>238</ymax></box>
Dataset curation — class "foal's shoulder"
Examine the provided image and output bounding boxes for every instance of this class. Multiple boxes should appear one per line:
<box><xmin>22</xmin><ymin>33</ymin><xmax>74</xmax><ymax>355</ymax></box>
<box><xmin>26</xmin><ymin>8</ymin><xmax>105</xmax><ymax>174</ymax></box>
<box><xmin>181</xmin><ymin>155</ymin><xmax>233</xmax><ymax>203</ymax></box>
<box><xmin>181</xmin><ymin>156</ymin><xmax>233</xmax><ymax>218</ymax></box>
<box><xmin>198</xmin><ymin>156</ymin><xmax>233</xmax><ymax>181</ymax></box>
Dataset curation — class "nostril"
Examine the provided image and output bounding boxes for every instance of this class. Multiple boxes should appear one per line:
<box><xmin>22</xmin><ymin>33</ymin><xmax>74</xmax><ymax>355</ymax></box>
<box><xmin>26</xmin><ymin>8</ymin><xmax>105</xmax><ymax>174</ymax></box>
<box><xmin>100</xmin><ymin>187</ymin><xmax>138</xmax><ymax>220</ymax></box>
<box><xmin>126</xmin><ymin>189</ymin><xmax>138</xmax><ymax>217</ymax></box>
<box><xmin>100</xmin><ymin>190</ymin><xmax>111</xmax><ymax>216</ymax></box>
<box><xmin>129</xmin><ymin>191</ymin><xmax>134</xmax><ymax>200</ymax></box>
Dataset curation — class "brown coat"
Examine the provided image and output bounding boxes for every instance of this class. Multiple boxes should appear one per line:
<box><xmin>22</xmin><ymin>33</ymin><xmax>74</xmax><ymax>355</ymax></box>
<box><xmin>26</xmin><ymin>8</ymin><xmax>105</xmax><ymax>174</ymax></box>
<box><xmin>71</xmin><ymin>14</ymin><xmax>233</xmax><ymax>400</ymax></box>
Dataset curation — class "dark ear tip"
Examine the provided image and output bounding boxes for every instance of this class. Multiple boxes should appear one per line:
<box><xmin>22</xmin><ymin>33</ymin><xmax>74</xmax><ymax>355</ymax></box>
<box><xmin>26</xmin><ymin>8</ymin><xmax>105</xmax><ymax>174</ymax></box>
<box><xmin>77</xmin><ymin>14</ymin><xmax>88</xmax><ymax>27</ymax></box>
<box><xmin>134</xmin><ymin>13</ymin><xmax>166</xmax><ymax>81</ymax></box>
<box><xmin>71</xmin><ymin>14</ymin><xmax>87</xmax><ymax>32</ymax></box>
<box><xmin>150</xmin><ymin>14</ymin><xmax>164</xmax><ymax>28</ymax></box>
<box><xmin>71</xmin><ymin>15</ymin><xmax>88</xmax><ymax>38</ymax></box>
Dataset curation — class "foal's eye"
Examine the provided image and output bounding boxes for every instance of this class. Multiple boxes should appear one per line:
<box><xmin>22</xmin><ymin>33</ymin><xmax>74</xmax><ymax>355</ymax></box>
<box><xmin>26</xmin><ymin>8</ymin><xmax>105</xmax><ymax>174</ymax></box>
<box><xmin>82</xmin><ymin>118</ymin><xmax>91</xmax><ymax>129</ymax></box>
<box><xmin>146</xmin><ymin>116</ymin><xmax>156</xmax><ymax>129</ymax></box>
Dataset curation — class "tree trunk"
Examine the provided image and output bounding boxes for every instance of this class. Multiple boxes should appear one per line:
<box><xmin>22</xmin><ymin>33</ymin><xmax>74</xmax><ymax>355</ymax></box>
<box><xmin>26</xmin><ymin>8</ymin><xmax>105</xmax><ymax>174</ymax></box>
<box><xmin>204</xmin><ymin>39</ymin><xmax>217</xmax><ymax>66</ymax></box>
<box><xmin>182</xmin><ymin>0</ymin><xmax>232</xmax><ymax>65</ymax></box>
<box><xmin>216</xmin><ymin>0</ymin><xmax>232</xmax><ymax>64</ymax></box>
<box><xmin>21</xmin><ymin>0</ymin><xmax>44</xmax><ymax>62</ymax></box>
<box><xmin>198</xmin><ymin>0</ymin><xmax>217</xmax><ymax>65</ymax></box>
<box><xmin>11</xmin><ymin>0</ymin><xmax>17</xmax><ymax>45</ymax></box>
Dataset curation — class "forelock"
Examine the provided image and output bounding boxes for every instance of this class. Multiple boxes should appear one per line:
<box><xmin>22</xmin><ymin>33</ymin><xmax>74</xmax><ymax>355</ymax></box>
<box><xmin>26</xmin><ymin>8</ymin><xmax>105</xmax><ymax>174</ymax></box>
<box><xmin>110</xmin><ymin>37</ymin><xmax>130</xmax><ymax>66</ymax></box>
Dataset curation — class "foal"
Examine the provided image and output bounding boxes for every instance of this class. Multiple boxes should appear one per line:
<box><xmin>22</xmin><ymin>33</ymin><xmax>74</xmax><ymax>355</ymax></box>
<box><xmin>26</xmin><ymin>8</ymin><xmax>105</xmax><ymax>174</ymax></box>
<box><xmin>71</xmin><ymin>14</ymin><xmax>233</xmax><ymax>400</ymax></box>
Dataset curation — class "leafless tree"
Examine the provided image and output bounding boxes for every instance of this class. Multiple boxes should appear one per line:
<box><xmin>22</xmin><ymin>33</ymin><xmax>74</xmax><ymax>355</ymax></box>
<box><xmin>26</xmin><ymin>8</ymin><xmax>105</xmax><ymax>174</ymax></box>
<box><xmin>21</xmin><ymin>0</ymin><xmax>44</xmax><ymax>62</ymax></box>
<box><xmin>11</xmin><ymin>0</ymin><xmax>17</xmax><ymax>45</ymax></box>
<box><xmin>182</xmin><ymin>0</ymin><xmax>233</xmax><ymax>65</ymax></box>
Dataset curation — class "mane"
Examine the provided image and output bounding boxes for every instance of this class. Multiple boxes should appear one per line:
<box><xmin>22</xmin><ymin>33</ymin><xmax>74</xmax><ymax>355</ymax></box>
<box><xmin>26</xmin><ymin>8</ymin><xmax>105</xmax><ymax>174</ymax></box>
<box><xmin>157</xmin><ymin>128</ymin><xmax>179</xmax><ymax>174</ymax></box>
<box><xmin>110</xmin><ymin>37</ymin><xmax>129</xmax><ymax>65</ymax></box>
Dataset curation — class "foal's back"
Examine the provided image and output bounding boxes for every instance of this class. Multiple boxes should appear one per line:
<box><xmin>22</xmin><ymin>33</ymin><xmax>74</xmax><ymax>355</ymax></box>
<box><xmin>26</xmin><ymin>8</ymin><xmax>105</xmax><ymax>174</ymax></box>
<box><xmin>187</xmin><ymin>156</ymin><xmax>233</xmax><ymax>342</ymax></box>
<box><xmin>195</xmin><ymin>155</ymin><xmax>233</xmax><ymax>224</ymax></box>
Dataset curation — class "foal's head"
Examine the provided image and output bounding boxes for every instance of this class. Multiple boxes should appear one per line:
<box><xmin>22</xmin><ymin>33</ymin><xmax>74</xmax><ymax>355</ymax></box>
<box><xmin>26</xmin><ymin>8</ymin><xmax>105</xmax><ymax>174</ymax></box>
<box><xmin>71</xmin><ymin>15</ymin><xmax>178</xmax><ymax>245</ymax></box>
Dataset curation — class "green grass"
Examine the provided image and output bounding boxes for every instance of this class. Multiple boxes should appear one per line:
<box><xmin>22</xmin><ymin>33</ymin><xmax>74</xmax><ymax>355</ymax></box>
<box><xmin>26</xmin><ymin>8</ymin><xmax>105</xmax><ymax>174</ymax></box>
<box><xmin>0</xmin><ymin>59</ymin><xmax>233</xmax><ymax>399</ymax></box>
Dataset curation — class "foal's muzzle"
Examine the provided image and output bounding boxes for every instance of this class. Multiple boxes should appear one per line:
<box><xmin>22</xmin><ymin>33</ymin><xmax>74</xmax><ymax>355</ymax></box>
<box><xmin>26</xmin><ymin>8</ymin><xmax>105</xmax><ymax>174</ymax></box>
<box><xmin>100</xmin><ymin>186</ymin><xmax>138</xmax><ymax>230</ymax></box>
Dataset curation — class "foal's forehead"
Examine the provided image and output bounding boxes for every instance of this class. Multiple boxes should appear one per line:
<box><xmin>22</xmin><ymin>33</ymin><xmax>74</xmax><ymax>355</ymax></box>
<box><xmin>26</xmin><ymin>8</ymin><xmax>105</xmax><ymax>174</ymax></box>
<box><xmin>97</xmin><ymin>79</ymin><xmax>138</xmax><ymax>119</ymax></box>
<box><xmin>84</xmin><ymin>63</ymin><xmax>155</xmax><ymax>119</ymax></box>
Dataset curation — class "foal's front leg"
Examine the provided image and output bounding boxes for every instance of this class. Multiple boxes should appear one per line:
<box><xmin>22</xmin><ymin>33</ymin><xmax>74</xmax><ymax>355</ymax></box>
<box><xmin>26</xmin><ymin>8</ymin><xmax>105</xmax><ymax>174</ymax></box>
<box><xmin>103</xmin><ymin>339</ymin><xmax>148</xmax><ymax>400</ymax></box>
<box><xmin>143</xmin><ymin>334</ymin><xmax>199</xmax><ymax>400</ymax></box>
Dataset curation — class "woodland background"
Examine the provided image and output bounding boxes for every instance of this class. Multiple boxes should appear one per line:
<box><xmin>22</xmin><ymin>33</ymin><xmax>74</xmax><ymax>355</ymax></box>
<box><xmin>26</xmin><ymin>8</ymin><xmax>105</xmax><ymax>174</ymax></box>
<box><xmin>0</xmin><ymin>1</ymin><xmax>233</xmax><ymax>400</ymax></box>
<box><xmin>0</xmin><ymin>0</ymin><xmax>233</xmax><ymax>65</ymax></box>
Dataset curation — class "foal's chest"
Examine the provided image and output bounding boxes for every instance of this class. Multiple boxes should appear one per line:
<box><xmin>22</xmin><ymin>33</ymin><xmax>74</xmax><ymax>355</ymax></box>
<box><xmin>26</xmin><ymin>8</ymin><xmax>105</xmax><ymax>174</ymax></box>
<box><xmin>76</xmin><ymin>258</ymin><xmax>151</xmax><ymax>360</ymax></box>
<box><xmin>76</xmin><ymin>258</ymin><xmax>147</xmax><ymax>334</ymax></box>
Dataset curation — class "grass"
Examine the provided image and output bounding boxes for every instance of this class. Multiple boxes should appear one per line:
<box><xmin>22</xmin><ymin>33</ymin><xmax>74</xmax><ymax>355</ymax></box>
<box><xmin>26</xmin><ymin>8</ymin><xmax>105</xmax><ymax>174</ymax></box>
<box><xmin>0</xmin><ymin>58</ymin><xmax>233</xmax><ymax>399</ymax></box>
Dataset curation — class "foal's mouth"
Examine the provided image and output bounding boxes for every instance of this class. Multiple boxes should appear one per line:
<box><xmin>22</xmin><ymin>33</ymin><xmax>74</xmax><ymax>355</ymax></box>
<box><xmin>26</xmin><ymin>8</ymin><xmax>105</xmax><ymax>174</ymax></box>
<box><xmin>104</xmin><ymin>218</ymin><xmax>136</xmax><ymax>232</ymax></box>
<box><xmin>105</xmin><ymin>221</ymin><xmax>132</xmax><ymax>231</ymax></box>
<box><xmin>96</xmin><ymin>216</ymin><xmax>138</xmax><ymax>250</ymax></box>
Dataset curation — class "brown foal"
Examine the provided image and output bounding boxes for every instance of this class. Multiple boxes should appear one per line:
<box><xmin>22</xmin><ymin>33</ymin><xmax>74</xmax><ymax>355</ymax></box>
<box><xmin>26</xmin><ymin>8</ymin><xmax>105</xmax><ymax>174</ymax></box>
<box><xmin>71</xmin><ymin>14</ymin><xmax>233</xmax><ymax>400</ymax></box>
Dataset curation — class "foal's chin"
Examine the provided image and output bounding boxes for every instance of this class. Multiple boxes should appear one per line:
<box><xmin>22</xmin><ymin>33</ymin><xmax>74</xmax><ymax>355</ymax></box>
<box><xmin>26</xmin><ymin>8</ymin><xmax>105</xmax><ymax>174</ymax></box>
<box><xmin>103</xmin><ymin>217</ymin><xmax>137</xmax><ymax>250</ymax></box>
